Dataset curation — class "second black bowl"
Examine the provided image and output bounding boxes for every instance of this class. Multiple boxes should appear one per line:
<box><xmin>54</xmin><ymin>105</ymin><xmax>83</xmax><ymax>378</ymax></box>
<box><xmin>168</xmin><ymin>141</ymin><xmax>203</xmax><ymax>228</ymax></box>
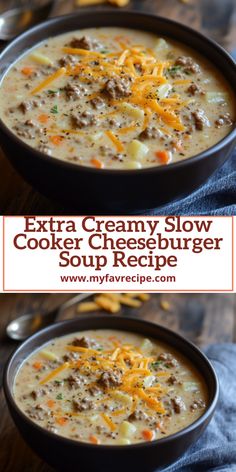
<box><xmin>4</xmin><ymin>315</ymin><xmax>219</xmax><ymax>472</ymax></box>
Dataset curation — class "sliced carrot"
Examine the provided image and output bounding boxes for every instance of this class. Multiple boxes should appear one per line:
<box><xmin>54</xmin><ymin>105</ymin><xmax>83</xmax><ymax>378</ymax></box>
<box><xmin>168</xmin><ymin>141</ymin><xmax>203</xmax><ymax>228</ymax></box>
<box><xmin>47</xmin><ymin>399</ymin><xmax>55</xmax><ymax>409</ymax></box>
<box><xmin>56</xmin><ymin>417</ymin><xmax>68</xmax><ymax>426</ymax></box>
<box><xmin>50</xmin><ymin>135</ymin><xmax>64</xmax><ymax>146</ymax></box>
<box><xmin>155</xmin><ymin>150</ymin><xmax>171</xmax><ymax>164</ymax></box>
<box><xmin>142</xmin><ymin>429</ymin><xmax>154</xmax><ymax>441</ymax></box>
<box><xmin>89</xmin><ymin>435</ymin><xmax>100</xmax><ymax>444</ymax></box>
<box><xmin>91</xmin><ymin>158</ymin><xmax>104</xmax><ymax>169</ymax></box>
<box><xmin>38</xmin><ymin>114</ymin><xmax>49</xmax><ymax>124</ymax></box>
<box><xmin>32</xmin><ymin>361</ymin><xmax>42</xmax><ymax>370</ymax></box>
<box><xmin>21</xmin><ymin>67</ymin><xmax>34</xmax><ymax>76</ymax></box>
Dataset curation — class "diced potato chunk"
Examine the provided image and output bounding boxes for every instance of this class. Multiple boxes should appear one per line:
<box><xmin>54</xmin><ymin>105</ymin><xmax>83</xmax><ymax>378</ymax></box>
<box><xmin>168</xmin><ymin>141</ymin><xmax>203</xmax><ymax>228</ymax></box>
<box><xmin>143</xmin><ymin>375</ymin><xmax>156</xmax><ymax>388</ymax></box>
<box><xmin>157</xmin><ymin>84</ymin><xmax>172</xmax><ymax>99</ymax></box>
<box><xmin>112</xmin><ymin>391</ymin><xmax>133</xmax><ymax>406</ymax></box>
<box><xmin>88</xmin><ymin>132</ymin><xmax>103</xmax><ymax>142</ymax></box>
<box><xmin>127</xmin><ymin>140</ymin><xmax>149</xmax><ymax>161</ymax></box>
<box><xmin>90</xmin><ymin>414</ymin><xmax>99</xmax><ymax>423</ymax></box>
<box><xmin>206</xmin><ymin>92</ymin><xmax>228</xmax><ymax>104</ymax></box>
<box><xmin>116</xmin><ymin>438</ymin><xmax>131</xmax><ymax>445</ymax></box>
<box><xmin>124</xmin><ymin>160</ymin><xmax>142</xmax><ymax>169</ymax></box>
<box><xmin>140</xmin><ymin>338</ymin><xmax>153</xmax><ymax>354</ymax></box>
<box><xmin>183</xmin><ymin>382</ymin><xmax>199</xmax><ymax>392</ymax></box>
<box><xmin>119</xmin><ymin>102</ymin><xmax>144</xmax><ymax>121</ymax></box>
<box><xmin>39</xmin><ymin>350</ymin><xmax>59</xmax><ymax>361</ymax></box>
<box><xmin>154</xmin><ymin>38</ymin><xmax>169</xmax><ymax>51</ymax></box>
<box><xmin>119</xmin><ymin>421</ymin><xmax>136</xmax><ymax>438</ymax></box>
<box><xmin>30</xmin><ymin>52</ymin><xmax>53</xmax><ymax>66</ymax></box>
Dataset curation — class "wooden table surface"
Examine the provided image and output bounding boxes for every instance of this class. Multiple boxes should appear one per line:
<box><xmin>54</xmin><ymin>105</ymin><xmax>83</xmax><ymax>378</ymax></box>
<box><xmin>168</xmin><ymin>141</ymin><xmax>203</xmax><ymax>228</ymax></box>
<box><xmin>0</xmin><ymin>293</ymin><xmax>235</xmax><ymax>471</ymax></box>
<box><xmin>0</xmin><ymin>0</ymin><xmax>235</xmax><ymax>214</ymax></box>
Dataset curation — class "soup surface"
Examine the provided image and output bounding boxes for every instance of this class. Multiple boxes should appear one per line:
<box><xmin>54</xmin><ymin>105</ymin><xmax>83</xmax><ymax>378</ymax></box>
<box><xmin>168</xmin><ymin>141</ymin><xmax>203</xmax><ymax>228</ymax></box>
<box><xmin>14</xmin><ymin>330</ymin><xmax>208</xmax><ymax>445</ymax></box>
<box><xmin>0</xmin><ymin>28</ymin><xmax>235</xmax><ymax>169</ymax></box>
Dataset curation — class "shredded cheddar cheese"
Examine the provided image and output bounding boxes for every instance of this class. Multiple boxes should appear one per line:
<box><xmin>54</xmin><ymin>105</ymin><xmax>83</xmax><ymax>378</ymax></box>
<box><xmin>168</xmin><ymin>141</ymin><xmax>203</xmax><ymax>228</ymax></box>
<box><xmin>31</xmin><ymin>67</ymin><xmax>66</xmax><ymax>95</ymax></box>
<box><xmin>40</xmin><ymin>362</ymin><xmax>69</xmax><ymax>385</ymax></box>
<box><xmin>101</xmin><ymin>413</ymin><xmax>117</xmax><ymax>431</ymax></box>
<box><xmin>105</xmin><ymin>130</ymin><xmax>125</xmax><ymax>152</ymax></box>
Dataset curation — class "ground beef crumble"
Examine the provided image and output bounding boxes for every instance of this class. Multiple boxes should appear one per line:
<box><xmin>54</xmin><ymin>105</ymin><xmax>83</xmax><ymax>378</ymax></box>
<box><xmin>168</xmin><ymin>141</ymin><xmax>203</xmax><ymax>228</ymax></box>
<box><xmin>171</xmin><ymin>396</ymin><xmax>186</xmax><ymax>414</ymax></box>
<box><xmin>68</xmin><ymin>36</ymin><xmax>102</xmax><ymax>51</ymax></box>
<box><xmin>215</xmin><ymin>113</ymin><xmax>233</xmax><ymax>128</ymax></box>
<box><xmin>103</xmin><ymin>76</ymin><xmax>132</xmax><ymax>99</ymax></box>
<box><xmin>73</xmin><ymin>398</ymin><xmax>94</xmax><ymax>412</ymax></box>
<box><xmin>192</xmin><ymin>109</ymin><xmax>210</xmax><ymax>130</ymax></box>
<box><xmin>98</xmin><ymin>369</ymin><xmax>122</xmax><ymax>389</ymax></box>
<box><xmin>190</xmin><ymin>399</ymin><xmax>206</xmax><ymax>412</ymax></box>
<box><xmin>139</xmin><ymin>127</ymin><xmax>162</xmax><ymax>140</ymax></box>
<box><xmin>175</xmin><ymin>56</ymin><xmax>201</xmax><ymax>74</ymax></box>
<box><xmin>71</xmin><ymin>111</ymin><xmax>97</xmax><ymax>128</ymax></box>
<box><xmin>158</xmin><ymin>353</ymin><xmax>179</xmax><ymax>368</ymax></box>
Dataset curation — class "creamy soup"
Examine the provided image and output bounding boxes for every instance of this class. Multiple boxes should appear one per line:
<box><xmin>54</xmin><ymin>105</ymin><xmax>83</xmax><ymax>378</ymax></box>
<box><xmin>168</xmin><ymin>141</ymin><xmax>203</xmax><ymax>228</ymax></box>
<box><xmin>0</xmin><ymin>28</ymin><xmax>235</xmax><ymax>169</ymax></box>
<box><xmin>14</xmin><ymin>330</ymin><xmax>208</xmax><ymax>445</ymax></box>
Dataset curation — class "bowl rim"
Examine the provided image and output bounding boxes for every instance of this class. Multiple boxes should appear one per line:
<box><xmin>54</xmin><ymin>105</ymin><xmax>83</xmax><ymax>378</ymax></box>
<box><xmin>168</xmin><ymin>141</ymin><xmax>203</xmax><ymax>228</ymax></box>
<box><xmin>3</xmin><ymin>315</ymin><xmax>219</xmax><ymax>451</ymax></box>
<box><xmin>0</xmin><ymin>9</ymin><xmax>235</xmax><ymax>176</ymax></box>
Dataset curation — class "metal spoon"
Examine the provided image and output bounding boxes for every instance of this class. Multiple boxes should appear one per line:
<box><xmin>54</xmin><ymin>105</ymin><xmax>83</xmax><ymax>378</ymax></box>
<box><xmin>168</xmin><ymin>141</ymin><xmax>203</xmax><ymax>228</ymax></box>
<box><xmin>6</xmin><ymin>293</ymin><xmax>92</xmax><ymax>341</ymax></box>
<box><xmin>0</xmin><ymin>0</ymin><xmax>54</xmax><ymax>41</ymax></box>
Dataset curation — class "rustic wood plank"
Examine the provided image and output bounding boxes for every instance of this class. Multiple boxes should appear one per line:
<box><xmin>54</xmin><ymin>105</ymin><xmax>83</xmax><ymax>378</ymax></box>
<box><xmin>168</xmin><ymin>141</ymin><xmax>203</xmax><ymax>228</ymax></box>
<box><xmin>0</xmin><ymin>0</ymin><xmax>235</xmax><ymax>214</ymax></box>
<box><xmin>0</xmin><ymin>293</ymin><xmax>235</xmax><ymax>472</ymax></box>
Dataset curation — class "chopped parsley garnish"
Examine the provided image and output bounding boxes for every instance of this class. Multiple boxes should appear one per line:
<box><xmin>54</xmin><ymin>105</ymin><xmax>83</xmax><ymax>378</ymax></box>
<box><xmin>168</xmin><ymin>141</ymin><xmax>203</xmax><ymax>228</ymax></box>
<box><xmin>56</xmin><ymin>393</ymin><xmax>63</xmax><ymax>400</ymax></box>
<box><xmin>151</xmin><ymin>361</ymin><xmax>163</xmax><ymax>369</ymax></box>
<box><xmin>48</xmin><ymin>89</ymin><xmax>58</xmax><ymax>95</ymax></box>
<box><xmin>54</xmin><ymin>380</ymin><xmax>63</xmax><ymax>385</ymax></box>
<box><xmin>168</xmin><ymin>65</ymin><xmax>182</xmax><ymax>75</ymax></box>
<box><xmin>50</xmin><ymin>104</ymin><xmax>58</xmax><ymax>114</ymax></box>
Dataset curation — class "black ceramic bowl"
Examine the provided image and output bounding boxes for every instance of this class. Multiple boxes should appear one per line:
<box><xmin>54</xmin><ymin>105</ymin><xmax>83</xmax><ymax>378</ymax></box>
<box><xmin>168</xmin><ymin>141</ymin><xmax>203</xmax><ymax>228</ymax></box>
<box><xmin>0</xmin><ymin>11</ymin><xmax>235</xmax><ymax>214</ymax></box>
<box><xmin>4</xmin><ymin>315</ymin><xmax>218</xmax><ymax>472</ymax></box>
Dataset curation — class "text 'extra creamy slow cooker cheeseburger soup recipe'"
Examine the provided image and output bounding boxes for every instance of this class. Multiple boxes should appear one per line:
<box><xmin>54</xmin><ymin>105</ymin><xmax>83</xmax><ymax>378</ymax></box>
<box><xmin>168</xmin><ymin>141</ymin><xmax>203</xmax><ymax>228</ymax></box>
<box><xmin>14</xmin><ymin>330</ymin><xmax>208</xmax><ymax>445</ymax></box>
<box><xmin>0</xmin><ymin>28</ymin><xmax>235</xmax><ymax>169</ymax></box>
